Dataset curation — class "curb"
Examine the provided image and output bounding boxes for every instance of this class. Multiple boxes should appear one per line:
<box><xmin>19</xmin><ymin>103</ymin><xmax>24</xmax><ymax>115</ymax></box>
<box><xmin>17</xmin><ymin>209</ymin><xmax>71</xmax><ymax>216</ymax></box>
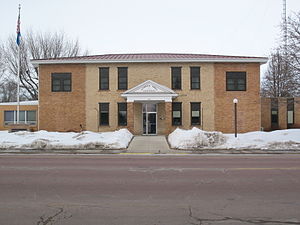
<box><xmin>1</xmin><ymin>149</ymin><xmax>300</xmax><ymax>155</ymax></box>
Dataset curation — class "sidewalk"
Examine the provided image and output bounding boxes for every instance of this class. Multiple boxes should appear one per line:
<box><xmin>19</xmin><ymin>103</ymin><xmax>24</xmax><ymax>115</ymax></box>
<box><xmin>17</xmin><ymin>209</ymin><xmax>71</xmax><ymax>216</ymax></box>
<box><xmin>127</xmin><ymin>135</ymin><xmax>188</xmax><ymax>153</ymax></box>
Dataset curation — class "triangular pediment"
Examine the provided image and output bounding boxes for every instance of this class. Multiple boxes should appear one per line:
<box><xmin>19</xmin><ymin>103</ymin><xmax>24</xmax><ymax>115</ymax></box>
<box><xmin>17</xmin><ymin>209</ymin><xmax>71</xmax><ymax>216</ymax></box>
<box><xmin>123</xmin><ymin>80</ymin><xmax>176</xmax><ymax>94</ymax></box>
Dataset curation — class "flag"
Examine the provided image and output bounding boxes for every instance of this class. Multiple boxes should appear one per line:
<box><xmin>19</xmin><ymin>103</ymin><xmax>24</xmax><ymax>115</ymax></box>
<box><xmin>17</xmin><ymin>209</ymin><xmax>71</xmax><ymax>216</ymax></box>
<box><xmin>16</xmin><ymin>5</ymin><xmax>21</xmax><ymax>46</ymax></box>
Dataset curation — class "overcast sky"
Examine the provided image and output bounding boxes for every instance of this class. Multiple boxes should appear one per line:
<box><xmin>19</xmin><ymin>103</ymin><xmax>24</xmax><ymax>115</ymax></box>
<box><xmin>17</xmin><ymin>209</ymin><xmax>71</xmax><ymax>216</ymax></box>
<box><xmin>1</xmin><ymin>0</ymin><xmax>300</xmax><ymax>59</ymax></box>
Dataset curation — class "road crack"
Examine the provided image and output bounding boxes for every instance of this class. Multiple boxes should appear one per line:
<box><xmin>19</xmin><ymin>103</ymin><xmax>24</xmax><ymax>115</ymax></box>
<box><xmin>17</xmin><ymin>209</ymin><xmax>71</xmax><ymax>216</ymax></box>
<box><xmin>188</xmin><ymin>206</ymin><xmax>300</xmax><ymax>225</ymax></box>
<box><xmin>36</xmin><ymin>207</ymin><xmax>72</xmax><ymax>225</ymax></box>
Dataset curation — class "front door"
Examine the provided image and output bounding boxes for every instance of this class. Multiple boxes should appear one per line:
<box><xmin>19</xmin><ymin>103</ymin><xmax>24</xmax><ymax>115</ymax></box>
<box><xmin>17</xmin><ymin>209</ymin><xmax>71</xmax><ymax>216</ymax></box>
<box><xmin>142</xmin><ymin>103</ymin><xmax>157</xmax><ymax>135</ymax></box>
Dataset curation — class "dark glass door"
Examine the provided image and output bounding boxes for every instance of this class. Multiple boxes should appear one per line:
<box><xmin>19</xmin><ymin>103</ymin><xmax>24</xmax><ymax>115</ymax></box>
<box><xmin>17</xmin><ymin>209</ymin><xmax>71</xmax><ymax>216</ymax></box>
<box><xmin>147</xmin><ymin>113</ymin><xmax>156</xmax><ymax>134</ymax></box>
<box><xmin>142</xmin><ymin>103</ymin><xmax>157</xmax><ymax>135</ymax></box>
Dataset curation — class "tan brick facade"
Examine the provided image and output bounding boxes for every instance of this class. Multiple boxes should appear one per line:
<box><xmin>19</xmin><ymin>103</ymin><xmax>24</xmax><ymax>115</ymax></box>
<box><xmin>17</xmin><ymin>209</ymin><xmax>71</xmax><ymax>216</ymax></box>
<box><xmin>38</xmin><ymin>64</ymin><xmax>86</xmax><ymax>132</ymax></box>
<box><xmin>261</xmin><ymin>98</ymin><xmax>271</xmax><ymax>131</ymax></box>
<box><xmin>261</xmin><ymin>97</ymin><xmax>300</xmax><ymax>131</ymax></box>
<box><xmin>85</xmin><ymin>62</ymin><xmax>215</xmax><ymax>134</ymax></box>
<box><xmin>0</xmin><ymin>104</ymin><xmax>38</xmax><ymax>131</ymax></box>
<box><xmin>214</xmin><ymin>63</ymin><xmax>261</xmax><ymax>133</ymax></box>
<box><xmin>33</xmin><ymin>60</ymin><xmax>265</xmax><ymax>134</ymax></box>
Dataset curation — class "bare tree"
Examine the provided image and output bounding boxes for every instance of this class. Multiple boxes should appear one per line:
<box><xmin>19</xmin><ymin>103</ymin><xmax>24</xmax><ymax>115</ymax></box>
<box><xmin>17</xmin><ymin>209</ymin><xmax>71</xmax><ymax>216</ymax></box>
<box><xmin>261</xmin><ymin>12</ymin><xmax>300</xmax><ymax>97</ymax></box>
<box><xmin>2</xmin><ymin>30</ymin><xmax>88</xmax><ymax>100</ymax></box>
<box><xmin>0</xmin><ymin>78</ymin><xmax>18</xmax><ymax>102</ymax></box>
<box><xmin>261</xmin><ymin>49</ymin><xmax>298</xmax><ymax>97</ymax></box>
<box><xmin>287</xmin><ymin>12</ymin><xmax>300</xmax><ymax>76</ymax></box>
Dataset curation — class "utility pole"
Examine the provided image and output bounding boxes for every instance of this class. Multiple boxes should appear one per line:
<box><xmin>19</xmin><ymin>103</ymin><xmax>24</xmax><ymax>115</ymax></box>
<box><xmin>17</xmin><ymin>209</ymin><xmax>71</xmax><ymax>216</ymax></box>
<box><xmin>283</xmin><ymin>0</ymin><xmax>287</xmax><ymax>55</ymax></box>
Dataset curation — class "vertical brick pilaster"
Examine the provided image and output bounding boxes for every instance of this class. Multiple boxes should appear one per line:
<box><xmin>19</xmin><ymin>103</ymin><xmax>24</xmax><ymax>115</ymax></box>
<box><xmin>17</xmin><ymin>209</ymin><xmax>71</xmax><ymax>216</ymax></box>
<box><xmin>127</xmin><ymin>102</ymin><xmax>134</xmax><ymax>133</ymax></box>
<box><xmin>164</xmin><ymin>102</ymin><xmax>172</xmax><ymax>135</ymax></box>
<box><xmin>279</xmin><ymin>98</ymin><xmax>287</xmax><ymax>129</ymax></box>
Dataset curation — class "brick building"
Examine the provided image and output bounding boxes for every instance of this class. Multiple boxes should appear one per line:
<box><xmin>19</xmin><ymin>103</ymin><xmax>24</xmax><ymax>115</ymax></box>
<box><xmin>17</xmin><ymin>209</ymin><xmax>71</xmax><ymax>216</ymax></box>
<box><xmin>1</xmin><ymin>53</ymin><xmax>269</xmax><ymax>134</ymax></box>
<box><xmin>261</xmin><ymin>97</ymin><xmax>300</xmax><ymax>131</ymax></box>
<box><xmin>29</xmin><ymin>53</ymin><xmax>267</xmax><ymax>135</ymax></box>
<box><xmin>0</xmin><ymin>101</ymin><xmax>38</xmax><ymax>131</ymax></box>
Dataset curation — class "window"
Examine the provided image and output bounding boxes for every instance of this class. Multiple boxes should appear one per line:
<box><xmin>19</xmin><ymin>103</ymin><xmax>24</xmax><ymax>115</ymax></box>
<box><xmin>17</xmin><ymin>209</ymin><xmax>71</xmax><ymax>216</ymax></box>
<box><xmin>287</xmin><ymin>98</ymin><xmax>294</xmax><ymax>125</ymax></box>
<box><xmin>171</xmin><ymin>67</ymin><xmax>181</xmax><ymax>90</ymax></box>
<box><xmin>99</xmin><ymin>67</ymin><xmax>109</xmax><ymax>90</ymax></box>
<box><xmin>4</xmin><ymin>110</ymin><xmax>37</xmax><ymax>125</ymax></box>
<box><xmin>226</xmin><ymin>72</ymin><xmax>246</xmax><ymax>91</ymax></box>
<box><xmin>118</xmin><ymin>103</ymin><xmax>127</xmax><ymax>126</ymax></box>
<box><xmin>191</xmin><ymin>102</ymin><xmax>201</xmax><ymax>125</ymax></box>
<box><xmin>27</xmin><ymin>111</ymin><xmax>37</xmax><ymax>125</ymax></box>
<box><xmin>19</xmin><ymin>111</ymin><xmax>25</xmax><ymax>123</ymax></box>
<box><xmin>271</xmin><ymin>98</ymin><xmax>278</xmax><ymax>125</ymax></box>
<box><xmin>51</xmin><ymin>73</ymin><xmax>72</xmax><ymax>92</ymax></box>
<box><xmin>99</xmin><ymin>103</ymin><xmax>109</xmax><ymax>126</ymax></box>
<box><xmin>172</xmin><ymin>102</ymin><xmax>182</xmax><ymax>126</ymax></box>
<box><xmin>4</xmin><ymin>111</ymin><xmax>14</xmax><ymax>125</ymax></box>
<box><xmin>190</xmin><ymin>67</ymin><xmax>200</xmax><ymax>89</ymax></box>
<box><xmin>118</xmin><ymin>67</ymin><xmax>128</xmax><ymax>90</ymax></box>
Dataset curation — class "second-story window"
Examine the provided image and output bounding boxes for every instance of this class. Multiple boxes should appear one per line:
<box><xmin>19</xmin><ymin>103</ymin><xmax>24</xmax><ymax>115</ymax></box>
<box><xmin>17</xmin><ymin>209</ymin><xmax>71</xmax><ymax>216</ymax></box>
<box><xmin>190</xmin><ymin>67</ymin><xmax>200</xmax><ymax>89</ymax></box>
<box><xmin>226</xmin><ymin>72</ymin><xmax>246</xmax><ymax>91</ymax></box>
<box><xmin>118</xmin><ymin>67</ymin><xmax>128</xmax><ymax>90</ymax></box>
<box><xmin>171</xmin><ymin>67</ymin><xmax>181</xmax><ymax>90</ymax></box>
<box><xmin>99</xmin><ymin>67</ymin><xmax>109</xmax><ymax>90</ymax></box>
<box><xmin>51</xmin><ymin>73</ymin><xmax>71</xmax><ymax>92</ymax></box>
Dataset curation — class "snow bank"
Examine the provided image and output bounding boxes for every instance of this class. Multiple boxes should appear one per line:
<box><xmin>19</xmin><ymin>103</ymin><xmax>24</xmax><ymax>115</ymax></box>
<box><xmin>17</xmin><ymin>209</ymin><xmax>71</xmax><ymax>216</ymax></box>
<box><xmin>0</xmin><ymin>129</ymin><xmax>133</xmax><ymax>150</ymax></box>
<box><xmin>168</xmin><ymin>127</ymin><xmax>226</xmax><ymax>149</ymax></box>
<box><xmin>168</xmin><ymin>128</ymin><xmax>300</xmax><ymax>150</ymax></box>
<box><xmin>221</xmin><ymin>129</ymin><xmax>300</xmax><ymax>150</ymax></box>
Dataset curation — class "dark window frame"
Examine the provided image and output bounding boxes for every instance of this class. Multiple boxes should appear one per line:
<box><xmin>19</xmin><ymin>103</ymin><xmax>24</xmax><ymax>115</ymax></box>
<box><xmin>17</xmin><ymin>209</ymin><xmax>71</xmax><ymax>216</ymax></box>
<box><xmin>226</xmin><ymin>72</ymin><xmax>246</xmax><ymax>91</ymax></box>
<box><xmin>190</xmin><ymin>67</ymin><xmax>201</xmax><ymax>90</ymax></box>
<box><xmin>190</xmin><ymin>102</ymin><xmax>201</xmax><ymax>125</ymax></box>
<box><xmin>172</xmin><ymin>102</ymin><xmax>182</xmax><ymax>126</ymax></box>
<box><xmin>171</xmin><ymin>67</ymin><xmax>182</xmax><ymax>90</ymax></box>
<box><xmin>51</xmin><ymin>73</ymin><xmax>72</xmax><ymax>92</ymax></box>
<box><xmin>99</xmin><ymin>103</ymin><xmax>109</xmax><ymax>126</ymax></box>
<box><xmin>287</xmin><ymin>98</ymin><xmax>294</xmax><ymax>125</ymax></box>
<box><xmin>4</xmin><ymin>110</ymin><xmax>37</xmax><ymax>125</ymax></box>
<box><xmin>99</xmin><ymin>67</ymin><xmax>109</xmax><ymax>90</ymax></box>
<box><xmin>118</xmin><ymin>67</ymin><xmax>128</xmax><ymax>90</ymax></box>
<box><xmin>118</xmin><ymin>103</ymin><xmax>127</xmax><ymax>126</ymax></box>
<box><xmin>4</xmin><ymin>110</ymin><xmax>14</xmax><ymax>125</ymax></box>
<box><xmin>271</xmin><ymin>98</ymin><xmax>279</xmax><ymax>125</ymax></box>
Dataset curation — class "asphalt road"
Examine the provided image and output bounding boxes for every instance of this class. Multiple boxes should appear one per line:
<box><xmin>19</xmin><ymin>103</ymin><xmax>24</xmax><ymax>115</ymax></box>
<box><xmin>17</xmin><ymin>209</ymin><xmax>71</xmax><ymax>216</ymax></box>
<box><xmin>1</xmin><ymin>154</ymin><xmax>300</xmax><ymax>225</ymax></box>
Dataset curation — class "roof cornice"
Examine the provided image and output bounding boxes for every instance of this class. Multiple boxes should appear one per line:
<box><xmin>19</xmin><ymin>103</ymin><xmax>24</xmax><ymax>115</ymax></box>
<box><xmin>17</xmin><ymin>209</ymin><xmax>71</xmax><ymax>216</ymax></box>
<box><xmin>31</xmin><ymin>57</ymin><xmax>268</xmax><ymax>66</ymax></box>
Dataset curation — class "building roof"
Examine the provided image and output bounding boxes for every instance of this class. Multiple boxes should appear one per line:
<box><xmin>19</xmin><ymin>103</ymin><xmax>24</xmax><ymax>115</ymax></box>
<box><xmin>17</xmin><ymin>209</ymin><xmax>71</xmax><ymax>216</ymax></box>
<box><xmin>31</xmin><ymin>53</ymin><xmax>268</xmax><ymax>65</ymax></box>
<box><xmin>0</xmin><ymin>100</ymin><xmax>38</xmax><ymax>106</ymax></box>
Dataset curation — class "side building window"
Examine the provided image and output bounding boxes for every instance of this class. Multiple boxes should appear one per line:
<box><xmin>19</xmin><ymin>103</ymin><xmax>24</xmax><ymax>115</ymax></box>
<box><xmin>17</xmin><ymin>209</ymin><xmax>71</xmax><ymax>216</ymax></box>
<box><xmin>99</xmin><ymin>67</ymin><xmax>109</xmax><ymax>90</ymax></box>
<box><xmin>118</xmin><ymin>67</ymin><xmax>128</xmax><ymax>90</ymax></box>
<box><xmin>172</xmin><ymin>102</ymin><xmax>182</xmax><ymax>126</ymax></box>
<box><xmin>118</xmin><ymin>103</ymin><xmax>127</xmax><ymax>126</ymax></box>
<box><xmin>4</xmin><ymin>110</ymin><xmax>37</xmax><ymax>125</ymax></box>
<box><xmin>99</xmin><ymin>103</ymin><xmax>109</xmax><ymax>126</ymax></box>
<box><xmin>271</xmin><ymin>98</ymin><xmax>278</xmax><ymax>126</ymax></box>
<box><xmin>171</xmin><ymin>67</ymin><xmax>181</xmax><ymax>90</ymax></box>
<box><xmin>190</xmin><ymin>67</ymin><xmax>200</xmax><ymax>89</ymax></box>
<box><xmin>287</xmin><ymin>98</ymin><xmax>294</xmax><ymax>125</ymax></box>
<box><xmin>191</xmin><ymin>102</ymin><xmax>201</xmax><ymax>125</ymax></box>
<box><xmin>51</xmin><ymin>73</ymin><xmax>71</xmax><ymax>92</ymax></box>
<box><xmin>226</xmin><ymin>72</ymin><xmax>246</xmax><ymax>91</ymax></box>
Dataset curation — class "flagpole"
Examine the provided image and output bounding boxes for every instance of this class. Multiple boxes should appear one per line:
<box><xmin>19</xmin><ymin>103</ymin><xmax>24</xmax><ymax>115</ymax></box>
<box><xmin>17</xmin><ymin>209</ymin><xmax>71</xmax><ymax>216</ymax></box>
<box><xmin>16</xmin><ymin>4</ymin><xmax>21</xmax><ymax>124</ymax></box>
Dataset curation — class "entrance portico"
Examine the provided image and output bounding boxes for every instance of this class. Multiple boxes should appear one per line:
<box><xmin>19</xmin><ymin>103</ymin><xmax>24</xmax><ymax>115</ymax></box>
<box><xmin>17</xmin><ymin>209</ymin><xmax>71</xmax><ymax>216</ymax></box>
<box><xmin>121</xmin><ymin>80</ymin><xmax>178</xmax><ymax>135</ymax></box>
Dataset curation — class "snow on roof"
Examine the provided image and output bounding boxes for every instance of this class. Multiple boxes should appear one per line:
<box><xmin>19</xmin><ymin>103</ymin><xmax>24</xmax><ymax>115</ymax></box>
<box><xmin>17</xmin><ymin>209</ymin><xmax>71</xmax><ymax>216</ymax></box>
<box><xmin>31</xmin><ymin>53</ymin><xmax>268</xmax><ymax>65</ymax></box>
<box><xmin>0</xmin><ymin>100</ymin><xmax>38</xmax><ymax>106</ymax></box>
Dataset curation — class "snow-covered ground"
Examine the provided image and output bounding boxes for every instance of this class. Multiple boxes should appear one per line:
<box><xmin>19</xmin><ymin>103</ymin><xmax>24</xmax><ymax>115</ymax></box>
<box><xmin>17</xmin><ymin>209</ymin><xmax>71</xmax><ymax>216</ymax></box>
<box><xmin>168</xmin><ymin>127</ymin><xmax>300</xmax><ymax>150</ymax></box>
<box><xmin>0</xmin><ymin>129</ymin><xmax>133</xmax><ymax>150</ymax></box>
